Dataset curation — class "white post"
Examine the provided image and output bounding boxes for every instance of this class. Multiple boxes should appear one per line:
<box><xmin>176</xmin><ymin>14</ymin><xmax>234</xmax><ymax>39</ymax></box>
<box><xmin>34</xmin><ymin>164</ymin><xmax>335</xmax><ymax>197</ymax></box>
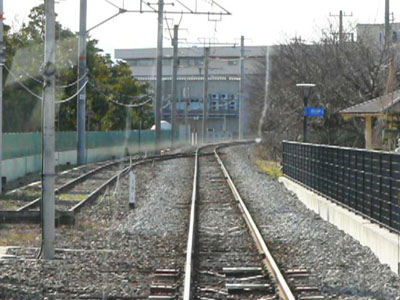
<box><xmin>0</xmin><ymin>0</ymin><xmax>4</xmax><ymax>193</ymax></box>
<box><xmin>42</xmin><ymin>0</ymin><xmax>56</xmax><ymax>259</ymax></box>
<box><xmin>77</xmin><ymin>0</ymin><xmax>87</xmax><ymax>164</ymax></box>
<box><xmin>129</xmin><ymin>171</ymin><xmax>136</xmax><ymax>208</ymax></box>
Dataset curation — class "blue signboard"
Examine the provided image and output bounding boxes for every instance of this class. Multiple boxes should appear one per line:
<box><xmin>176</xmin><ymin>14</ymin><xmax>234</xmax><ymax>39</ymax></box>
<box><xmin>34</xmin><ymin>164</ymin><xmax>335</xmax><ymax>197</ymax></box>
<box><xmin>305</xmin><ymin>107</ymin><xmax>325</xmax><ymax>117</ymax></box>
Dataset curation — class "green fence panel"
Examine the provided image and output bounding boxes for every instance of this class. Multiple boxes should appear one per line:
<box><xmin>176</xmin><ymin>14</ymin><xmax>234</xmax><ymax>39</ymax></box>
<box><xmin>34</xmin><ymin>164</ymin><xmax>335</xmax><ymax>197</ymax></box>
<box><xmin>3</xmin><ymin>133</ymin><xmax>42</xmax><ymax>160</ymax></box>
<box><xmin>3</xmin><ymin>130</ymin><xmax>173</xmax><ymax>160</ymax></box>
<box><xmin>56</xmin><ymin>132</ymin><xmax>76</xmax><ymax>152</ymax></box>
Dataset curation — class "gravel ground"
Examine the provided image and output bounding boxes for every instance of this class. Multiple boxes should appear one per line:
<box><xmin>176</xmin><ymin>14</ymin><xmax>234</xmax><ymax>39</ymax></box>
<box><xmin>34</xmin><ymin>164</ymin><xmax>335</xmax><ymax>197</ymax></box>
<box><xmin>222</xmin><ymin>144</ymin><xmax>400</xmax><ymax>300</ymax></box>
<box><xmin>193</xmin><ymin>154</ymin><xmax>271</xmax><ymax>299</ymax></box>
<box><xmin>0</xmin><ymin>157</ymin><xmax>193</xmax><ymax>299</ymax></box>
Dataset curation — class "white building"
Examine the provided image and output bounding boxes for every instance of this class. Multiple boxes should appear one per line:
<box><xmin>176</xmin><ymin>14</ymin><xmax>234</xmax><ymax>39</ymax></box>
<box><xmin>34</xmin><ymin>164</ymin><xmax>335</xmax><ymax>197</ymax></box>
<box><xmin>115</xmin><ymin>45</ymin><xmax>268</xmax><ymax>140</ymax></box>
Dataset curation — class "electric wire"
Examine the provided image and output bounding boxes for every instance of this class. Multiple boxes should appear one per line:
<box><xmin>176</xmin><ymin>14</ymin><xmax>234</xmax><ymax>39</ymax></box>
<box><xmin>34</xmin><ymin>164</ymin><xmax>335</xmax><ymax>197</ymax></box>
<box><xmin>4</xmin><ymin>65</ymin><xmax>43</xmax><ymax>100</ymax></box>
<box><xmin>55</xmin><ymin>80</ymin><xmax>88</xmax><ymax>104</ymax></box>
<box><xmin>16</xmin><ymin>66</ymin><xmax>44</xmax><ymax>85</ymax></box>
<box><xmin>108</xmin><ymin>96</ymin><xmax>153</xmax><ymax>108</ymax></box>
<box><xmin>89</xmin><ymin>81</ymin><xmax>153</xmax><ymax>108</ymax></box>
<box><xmin>56</xmin><ymin>72</ymin><xmax>88</xmax><ymax>89</ymax></box>
<box><xmin>88</xmin><ymin>74</ymin><xmax>153</xmax><ymax>101</ymax></box>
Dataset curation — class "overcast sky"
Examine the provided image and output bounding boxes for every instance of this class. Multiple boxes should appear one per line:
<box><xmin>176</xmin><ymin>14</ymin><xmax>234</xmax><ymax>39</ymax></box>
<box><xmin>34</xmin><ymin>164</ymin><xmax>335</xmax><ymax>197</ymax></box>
<box><xmin>5</xmin><ymin>0</ymin><xmax>400</xmax><ymax>58</ymax></box>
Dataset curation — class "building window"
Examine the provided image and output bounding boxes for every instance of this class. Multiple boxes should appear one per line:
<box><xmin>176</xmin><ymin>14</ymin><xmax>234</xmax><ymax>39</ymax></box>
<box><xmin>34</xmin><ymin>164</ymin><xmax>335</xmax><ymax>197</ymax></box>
<box><xmin>163</xmin><ymin>59</ymin><xmax>171</xmax><ymax>66</ymax></box>
<box><xmin>137</xmin><ymin>59</ymin><xmax>155</xmax><ymax>66</ymax></box>
<box><xmin>393</xmin><ymin>31</ymin><xmax>398</xmax><ymax>42</ymax></box>
<box><xmin>228</xmin><ymin>60</ymin><xmax>238</xmax><ymax>66</ymax></box>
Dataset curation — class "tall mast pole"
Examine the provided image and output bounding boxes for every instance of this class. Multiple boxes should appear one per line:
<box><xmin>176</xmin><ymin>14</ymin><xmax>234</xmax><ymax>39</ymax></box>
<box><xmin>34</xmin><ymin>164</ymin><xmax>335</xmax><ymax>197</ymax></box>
<box><xmin>171</xmin><ymin>24</ymin><xmax>179</xmax><ymax>147</ymax></box>
<box><xmin>239</xmin><ymin>35</ymin><xmax>245</xmax><ymax>140</ymax></box>
<box><xmin>42</xmin><ymin>0</ymin><xmax>56</xmax><ymax>259</ymax></box>
<box><xmin>155</xmin><ymin>0</ymin><xmax>164</xmax><ymax>152</ymax></box>
<box><xmin>202</xmin><ymin>47</ymin><xmax>209</xmax><ymax>144</ymax></box>
<box><xmin>77</xmin><ymin>0</ymin><xmax>87</xmax><ymax>164</ymax></box>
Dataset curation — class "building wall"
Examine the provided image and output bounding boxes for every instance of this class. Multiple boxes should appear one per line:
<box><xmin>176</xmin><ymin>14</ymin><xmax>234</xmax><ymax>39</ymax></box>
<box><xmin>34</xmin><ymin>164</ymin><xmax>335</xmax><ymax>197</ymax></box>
<box><xmin>115</xmin><ymin>46</ymin><xmax>268</xmax><ymax>139</ymax></box>
<box><xmin>357</xmin><ymin>23</ymin><xmax>400</xmax><ymax>46</ymax></box>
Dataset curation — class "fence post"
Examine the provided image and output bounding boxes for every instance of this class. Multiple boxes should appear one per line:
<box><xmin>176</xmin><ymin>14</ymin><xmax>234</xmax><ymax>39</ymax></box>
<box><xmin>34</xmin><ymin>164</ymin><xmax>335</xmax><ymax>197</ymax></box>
<box><xmin>379</xmin><ymin>153</ymin><xmax>383</xmax><ymax>223</ymax></box>
<box><xmin>389</xmin><ymin>154</ymin><xmax>393</xmax><ymax>228</ymax></box>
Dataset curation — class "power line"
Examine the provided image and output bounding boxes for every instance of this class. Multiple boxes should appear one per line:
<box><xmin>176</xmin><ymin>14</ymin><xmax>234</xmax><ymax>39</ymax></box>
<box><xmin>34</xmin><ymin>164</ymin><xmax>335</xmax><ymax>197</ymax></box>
<box><xmin>89</xmin><ymin>81</ymin><xmax>153</xmax><ymax>108</ymax></box>
<box><xmin>56</xmin><ymin>72</ymin><xmax>88</xmax><ymax>89</ymax></box>
<box><xmin>55</xmin><ymin>80</ymin><xmax>88</xmax><ymax>104</ymax></box>
<box><xmin>4</xmin><ymin>64</ymin><xmax>43</xmax><ymax>100</ymax></box>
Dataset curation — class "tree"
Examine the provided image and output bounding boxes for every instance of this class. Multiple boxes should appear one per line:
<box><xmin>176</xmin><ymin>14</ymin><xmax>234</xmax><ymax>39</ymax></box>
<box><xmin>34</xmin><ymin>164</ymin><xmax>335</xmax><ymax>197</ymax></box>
<box><xmin>249</xmin><ymin>26</ymin><xmax>392</xmax><ymax>158</ymax></box>
<box><xmin>3</xmin><ymin>4</ymin><xmax>151</xmax><ymax>133</ymax></box>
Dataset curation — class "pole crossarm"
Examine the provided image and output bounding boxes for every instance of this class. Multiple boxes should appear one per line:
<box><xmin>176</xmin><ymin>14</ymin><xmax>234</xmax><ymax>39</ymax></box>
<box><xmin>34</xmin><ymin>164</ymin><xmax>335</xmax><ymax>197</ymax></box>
<box><xmin>104</xmin><ymin>0</ymin><xmax>231</xmax><ymax>16</ymax></box>
<box><xmin>87</xmin><ymin>9</ymin><xmax>127</xmax><ymax>33</ymax></box>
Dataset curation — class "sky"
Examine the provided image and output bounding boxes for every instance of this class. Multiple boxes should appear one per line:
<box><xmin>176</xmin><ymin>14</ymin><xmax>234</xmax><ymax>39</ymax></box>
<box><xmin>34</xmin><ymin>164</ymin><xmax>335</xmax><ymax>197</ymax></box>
<box><xmin>4</xmin><ymin>0</ymin><xmax>400</xmax><ymax>58</ymax></box>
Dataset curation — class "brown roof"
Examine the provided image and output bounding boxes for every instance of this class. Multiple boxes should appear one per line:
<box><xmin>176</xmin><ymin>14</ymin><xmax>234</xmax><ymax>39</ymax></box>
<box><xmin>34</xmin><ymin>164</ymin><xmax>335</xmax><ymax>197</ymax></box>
<box><xmin>340</xmin><ymin>90</ymin><xmax>400</xmax><ymax>115</ymax></box>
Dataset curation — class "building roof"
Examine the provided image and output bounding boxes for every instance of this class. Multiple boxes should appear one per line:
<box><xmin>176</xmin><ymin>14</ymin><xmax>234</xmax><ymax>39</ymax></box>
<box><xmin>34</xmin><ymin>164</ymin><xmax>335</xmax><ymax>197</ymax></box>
<box><xmin>115</xmin><ymin>45</ymin><xmax>269</xmax><ymax>60</ymax></box>
<box><xmin>340</xmin><ymin>90</ymin><xmax>400</xmax><ymax>116</ymax></box>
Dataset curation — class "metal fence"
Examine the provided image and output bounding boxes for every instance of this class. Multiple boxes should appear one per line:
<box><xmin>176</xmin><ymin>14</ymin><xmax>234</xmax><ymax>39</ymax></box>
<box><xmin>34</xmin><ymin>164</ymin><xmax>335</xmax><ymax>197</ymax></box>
<box><xmin>3</xmin><ymin>130</ymin><xmax>172</xmax><ymax>160</ymax></box>
<box><xmin>282</xmin><ymin>141</ymin><xmax>400</xmax><ymax>232</ymax></box>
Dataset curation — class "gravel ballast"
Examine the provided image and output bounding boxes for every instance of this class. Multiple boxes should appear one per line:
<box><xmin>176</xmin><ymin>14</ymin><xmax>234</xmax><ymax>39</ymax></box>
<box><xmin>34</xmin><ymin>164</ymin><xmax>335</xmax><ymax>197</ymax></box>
<box><xmin>0</xmin><ymin>157</ymin><xmax>193</xmax><ymax>299</ymax></box>
<box><xmin>222</xmin><ymin>144</ymin><xmax>400</xmax><ymax>300</ymax></box>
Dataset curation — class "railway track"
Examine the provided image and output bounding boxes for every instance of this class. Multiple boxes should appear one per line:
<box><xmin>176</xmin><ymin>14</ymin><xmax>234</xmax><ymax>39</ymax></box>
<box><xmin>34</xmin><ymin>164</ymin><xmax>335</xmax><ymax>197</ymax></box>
<box><xmin>0</xmin><ymin>152</ymin><xmax>196</xmax><ymax>224</ymax></box>
<box><xmin>178</xmin><ymin>143</ymin><xmax>323</xmax><ymax>300</ymax></box>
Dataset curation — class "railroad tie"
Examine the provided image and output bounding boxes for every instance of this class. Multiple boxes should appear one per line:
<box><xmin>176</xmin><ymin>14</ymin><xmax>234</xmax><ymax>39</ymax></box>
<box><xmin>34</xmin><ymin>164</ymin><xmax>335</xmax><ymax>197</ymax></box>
<box><xmin>149</xmin><ymin>269</ymin><xmax>179</xmax><ymax>300</ymax></box>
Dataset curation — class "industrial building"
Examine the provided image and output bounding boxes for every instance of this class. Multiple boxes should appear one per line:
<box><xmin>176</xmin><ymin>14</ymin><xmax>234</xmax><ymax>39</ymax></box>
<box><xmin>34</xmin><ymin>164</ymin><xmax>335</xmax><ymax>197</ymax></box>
<box><xmin>115</xmin><ymin>45</ymin><xmax>268</xmax><ymax>141</ymax></box>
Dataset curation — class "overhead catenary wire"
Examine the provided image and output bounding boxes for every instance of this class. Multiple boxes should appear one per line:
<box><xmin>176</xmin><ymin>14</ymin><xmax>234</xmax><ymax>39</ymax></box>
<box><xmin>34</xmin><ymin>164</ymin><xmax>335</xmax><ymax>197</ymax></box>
<box><xmin>56</xmin><ymin>72</ymin><xmax>88</xmax><ymax>89</ymax></box>
<box><xmin>55</xmin><ymin>80</ymin><xmax>88</xmax><ymax>104</ymax></box>
<box><xmin>10</xmin><ymin>61</ymin><xmax>87</xmax><ymax>89</ymax></box>
<box><xmin>4</xmin><ymin>64</ymin><xmax>43</xmax><ymax>100</ymax></box>
<box><xmin>89</xmin><ymin>81</ymin><xmax>153</xmax><ymax>108</ymax></box>
<box><xmin>88</xmin><ymin>75</ymin><xmax>153</xmax><ymax>101</ymax></box>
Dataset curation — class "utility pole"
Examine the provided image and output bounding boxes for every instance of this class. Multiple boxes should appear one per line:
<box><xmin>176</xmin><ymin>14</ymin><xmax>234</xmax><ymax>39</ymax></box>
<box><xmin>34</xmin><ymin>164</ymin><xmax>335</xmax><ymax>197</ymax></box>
<box><xmin>185</xmin><ymin>98</ymin><xmax>189</xmax><ymax>141</ymax></box>
<box><xmin>239</xmin><ymin>35</ymin><xmax>244</xmax><ymax>140</ymax></box>
<box><xmin>171</xmin><ymin>24</ymin><xmax>179</xmax><ymax>147</ymax></box>
<box><xmin>202</xmin><ymin>47</ymin><xmax>210</xmax><ymax>144</ymax></box>
<box><xmin>183</xmin><ymin>85</ymin><xmax>190</xmax><ymax>142</ymax></box>
<box><xmin>0</xmin><ymin>0</ymin><xmax>4</xmax><ymax>194</ymax></box>
<box><xmin>385</xmin><ymin>0</ymin><xmax>391</xmax><ymax>45</ymax></box>
<box><xmin>77</xmin><ymin>0</ymin><xmax>87</xmax><ymax>165</ymax></box>
<box><xmin>155</xmin><ymin>0</ymin><xmax>164</xmax><ymax>153</ymax></box>
<box><xmin>330</xmin><ymin>10</ymin><xmax>352</xmax><ymax>44</ymax></box>
<box><xmin>42</xmin><ymin>0</ymin><xmax>56</xmax><ymax>259</ymax></box>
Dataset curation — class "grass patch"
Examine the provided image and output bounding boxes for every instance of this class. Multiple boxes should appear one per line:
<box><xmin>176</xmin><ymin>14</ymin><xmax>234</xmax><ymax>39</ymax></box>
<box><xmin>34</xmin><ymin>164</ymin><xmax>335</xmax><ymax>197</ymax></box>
<box><xmin>58</xmin><ymin>193</ymin><xmax>87</xmax><ymax>201</ymax></box>
<box><xmin>0</xmin><ymin>230</ymin><xmax>39</xmax><ymax>246</ymax></box>
<box><xmin>0</xmin><ymin>191</ymin><xmax>38</xmax><ymax>202</ymax></box>
<box><xmin>0</xmin><ymin>200</ymin><xmax>19</xmax><ymax>210</ymax></box>
<box><xmin>254</xmin><ymin>159</ymin><xmax>283</xmax><ymax>179</ymax></box>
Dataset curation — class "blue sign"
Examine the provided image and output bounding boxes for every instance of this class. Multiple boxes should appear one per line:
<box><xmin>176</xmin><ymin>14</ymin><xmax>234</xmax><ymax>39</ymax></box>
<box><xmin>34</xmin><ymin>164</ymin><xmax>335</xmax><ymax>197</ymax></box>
<box><xmin>305</xmin><ymin>107</ymin><xmax>325</xmax><ymax>117</ymax></box>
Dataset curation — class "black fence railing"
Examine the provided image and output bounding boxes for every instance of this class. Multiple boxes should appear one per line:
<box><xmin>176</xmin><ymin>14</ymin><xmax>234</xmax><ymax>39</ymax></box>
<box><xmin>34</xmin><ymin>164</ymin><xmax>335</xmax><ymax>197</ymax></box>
<box><xmin>282</xmin><ymin>141</ymin><xmax>400</xmax><ymax>232</ymax></box>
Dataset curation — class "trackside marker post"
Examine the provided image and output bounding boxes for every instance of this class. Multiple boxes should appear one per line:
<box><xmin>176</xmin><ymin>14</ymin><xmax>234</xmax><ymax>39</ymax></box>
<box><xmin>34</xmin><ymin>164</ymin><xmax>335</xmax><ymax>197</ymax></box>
<box><xmin>129</xmin><ymin>171</ymin><xmax>136</xmax><ymax>208</ymax></box>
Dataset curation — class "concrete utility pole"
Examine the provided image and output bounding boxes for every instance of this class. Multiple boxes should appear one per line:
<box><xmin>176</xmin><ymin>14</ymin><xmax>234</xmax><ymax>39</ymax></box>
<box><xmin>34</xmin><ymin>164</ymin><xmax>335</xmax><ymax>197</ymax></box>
<box><xmin>385</xmin><ymin>0</ymin><xmax>391</xmax><ymax>45</ymax></box>
<box><xmin>0</xmin><ymin>0</ymin><xmax>4</xmax><ymax>194</ymax></box>
<box><xmin>77</xmin><ymin>0</ymin><xmax>87</xmax><ymax>165</ymax></box>
<box><xmin>239</xmin><ymin>35</ymin><xmax>245</xmax><ymax>140</ymax></box>
<box><xmin>202</xmin><ymin>47</ymin><xmax>210</xmax><ymax>144</ymax></box>
<box><xmin>339</xmin><ymin>10</ymin><xmax>343</xmax><ymax>44</ymax></box>
<box><xmin>330</xmin><ymin>10</ymin><xmax>352</xmax><ymax>44</ymax></box>
<box><xmin>171</xmin><ymin>24</ymin><xmax>179</xmax><ymax>147</ymax></box>
<box><xmin>42</xmin><ymin>0</ymin><xmax>56</xmax><ymax>259</ymax></box>
<box><xmin>155</xmin><ymin>0</ymin><xmax>164</xmax><ymax>153</ymax></box>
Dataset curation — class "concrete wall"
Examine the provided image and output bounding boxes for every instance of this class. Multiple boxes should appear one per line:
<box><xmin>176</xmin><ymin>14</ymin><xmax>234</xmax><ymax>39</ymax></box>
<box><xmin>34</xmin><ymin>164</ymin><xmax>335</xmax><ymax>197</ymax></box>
<box><xmin>279</xmin><ymin>177</ymin><xmax>400</xmax><ymax>274</ymax></box>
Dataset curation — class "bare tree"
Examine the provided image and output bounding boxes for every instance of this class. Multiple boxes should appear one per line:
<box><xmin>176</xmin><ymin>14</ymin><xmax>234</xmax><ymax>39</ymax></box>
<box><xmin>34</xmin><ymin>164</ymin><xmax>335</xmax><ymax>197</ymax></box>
<box><xmin>248</xmin><ymin>25</ymin><xmax>393</xmax><ymax>158</ymax></box>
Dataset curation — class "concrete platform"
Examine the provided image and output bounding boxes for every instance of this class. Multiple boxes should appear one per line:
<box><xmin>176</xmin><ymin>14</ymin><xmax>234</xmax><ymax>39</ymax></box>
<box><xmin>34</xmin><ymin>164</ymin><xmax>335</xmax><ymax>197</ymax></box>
<box><xmin>279</xmin><ymin>176</ymin><xmax>400</xmax><ymax>274</ymax></box>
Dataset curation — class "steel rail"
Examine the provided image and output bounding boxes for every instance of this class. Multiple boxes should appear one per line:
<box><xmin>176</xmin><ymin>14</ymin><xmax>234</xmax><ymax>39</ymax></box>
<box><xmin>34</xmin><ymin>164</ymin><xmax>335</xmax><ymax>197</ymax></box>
<box><xmin>214</xmin><ymin>145</ymin><xmax>296</xmax><ymax>300</ymax></box>
<box><xmin>182</xmin><ymin>140</ymin><xmax>254</xmax><ymax>300</ymax></box>
<box><xmin>17</xmin><ymin>158</ymin><xmax>129</xmax><ymax>212</ymax></box>
<box><xmin>183</xmin><ymin>147</ymin><xmax>199</xmax><ymax>299</ymax></box>
<box><xmin>17</xmin><ymin>152</ymin><xmax>197</xmax><ymax>213</ymax></box>
<box><xmin>70</xmin><ymin>152</ymin><xmax>197</xmax><ymax>213</ymax></box>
